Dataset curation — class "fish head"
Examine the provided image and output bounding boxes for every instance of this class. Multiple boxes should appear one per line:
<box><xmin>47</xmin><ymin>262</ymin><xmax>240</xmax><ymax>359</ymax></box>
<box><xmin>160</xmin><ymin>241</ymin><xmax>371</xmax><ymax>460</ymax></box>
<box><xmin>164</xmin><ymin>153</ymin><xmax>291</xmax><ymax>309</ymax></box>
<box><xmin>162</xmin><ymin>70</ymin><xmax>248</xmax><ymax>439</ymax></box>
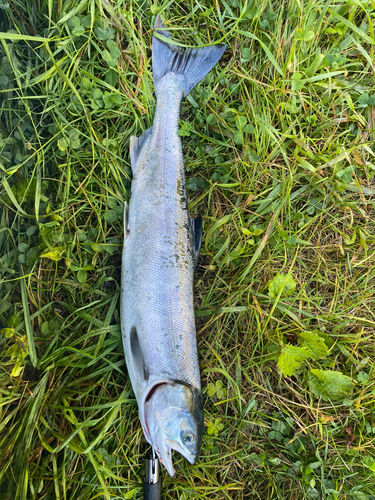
<box><xmin>144</xmin><ymin>382</ymin><xmax>203</xmax><ymax>476</ymax></box>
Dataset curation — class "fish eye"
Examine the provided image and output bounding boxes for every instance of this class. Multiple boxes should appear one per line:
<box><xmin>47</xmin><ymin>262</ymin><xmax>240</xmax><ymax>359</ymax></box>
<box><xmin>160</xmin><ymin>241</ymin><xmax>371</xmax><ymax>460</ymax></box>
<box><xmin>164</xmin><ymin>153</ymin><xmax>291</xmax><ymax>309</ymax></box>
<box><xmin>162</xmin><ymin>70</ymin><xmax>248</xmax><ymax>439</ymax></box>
<box><xmin>182</xmin><ymin>432</ymin><xmax>195</xmax><ymax>445</ymax></box>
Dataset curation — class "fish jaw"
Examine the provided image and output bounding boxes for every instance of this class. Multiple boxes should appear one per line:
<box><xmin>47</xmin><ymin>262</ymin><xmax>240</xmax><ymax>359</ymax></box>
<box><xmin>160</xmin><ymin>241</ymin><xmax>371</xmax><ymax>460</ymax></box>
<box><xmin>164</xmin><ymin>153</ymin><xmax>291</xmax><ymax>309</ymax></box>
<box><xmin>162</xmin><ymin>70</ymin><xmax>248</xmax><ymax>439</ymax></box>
<box><xmin>156</xmin><ymin>439</ymin><xmax>175</xmax><ymax>477</ymax></box>
<box><xmin>153</xmin><ymin>432</ymin><xmax>197</xmax><ymax>477</ymax></box>
<box><xmin>166</xmin><ymin>438</ymin><xmax>197</xmax><ymax>465</ymax></box>
<box><xmin>155</xmin><ymin>436</ymin><xmax>197</xmax><ymax>477</ymax></box>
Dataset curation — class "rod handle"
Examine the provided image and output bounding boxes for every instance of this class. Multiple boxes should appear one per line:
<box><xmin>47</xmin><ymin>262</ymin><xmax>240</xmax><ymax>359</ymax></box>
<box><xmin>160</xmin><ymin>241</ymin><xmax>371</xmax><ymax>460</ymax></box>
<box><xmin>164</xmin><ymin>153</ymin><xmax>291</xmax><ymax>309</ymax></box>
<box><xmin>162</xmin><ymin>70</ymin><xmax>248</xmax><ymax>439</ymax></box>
<box><xmin>143</xmin><ymin>478</ymin><xmax>161</xmax><ymax>500</ymax></box>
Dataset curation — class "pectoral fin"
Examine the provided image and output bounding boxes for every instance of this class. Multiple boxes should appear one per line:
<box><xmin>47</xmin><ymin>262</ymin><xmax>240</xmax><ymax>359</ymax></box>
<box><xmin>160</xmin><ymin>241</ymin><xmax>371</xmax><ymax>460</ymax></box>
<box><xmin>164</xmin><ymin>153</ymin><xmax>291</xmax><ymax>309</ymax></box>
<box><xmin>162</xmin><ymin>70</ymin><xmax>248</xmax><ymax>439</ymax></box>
<box><xmin>190</xmin><ymin>215</ymin><xmax>202</xmax><ymax>271</ymax></box>
<box><xmin>130</xmin><ymin>326</ymin><xmax>149</xmax><ymax>382</ymax></box>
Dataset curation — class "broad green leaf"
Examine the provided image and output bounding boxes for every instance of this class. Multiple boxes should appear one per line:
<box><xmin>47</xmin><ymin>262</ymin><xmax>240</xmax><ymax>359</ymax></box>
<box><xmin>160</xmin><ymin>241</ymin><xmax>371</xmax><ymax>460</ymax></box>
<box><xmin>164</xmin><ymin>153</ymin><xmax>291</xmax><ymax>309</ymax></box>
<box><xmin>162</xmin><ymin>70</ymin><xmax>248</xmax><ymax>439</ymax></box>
<box><xmin>1</xmin><ymin>327</ymin><xmax>14</xmax><ymax>337</ymax></box>
<box><xmin>151</xmin><ymin>4</ymin><xmax>161</xmax><ymax>15</ymax></box>
<box><xmin>70</xmin><ymin>137</ymin><xmax>81</xmax><ymax>149</ymax></box>
<box><xmin>89</xmin><ymin>99</ymin><xmax>100</xmax><ymax>110</ymax></box>
<box><xmin>178</xmin><ymin>121</ymin><xmax>192</xmax><ymax>137</ymax></box>
<box><xmin>243</xmin><ymin>123</ymin><xmax>255</xmax><ymax>134</ymax></box>
<box><xmin>96</xmin><ymin>448</ymin><xmax>116</xmax><ymax>469</ymax></box>
<box><xmin>248</xmin><ymin>150</ymin><xmax>260</xmax><ymax>162</ymax></box>
<box><xmin>216</xmin><ymin>381</ymin><xmax>227</xmax><ymax>399</ymax></box>
<box><xmin>308</xmin><ymin>461</ymin><xmax>321</xmax><ymax>470</ymax></box>
<box><xmin>233</xmin><ymin>130</ymin><xmax>243</xmax><ymax>144</ymax></box>
<box><xmin>351</xmin><ymin>491</ymin><xmax>370</xmax><ymax>500</ymax></box>
<box><xmin>336</xmin><ymin>165</ymin><xmax>354</xmax><ymax>183</ymax></box>
<box><xmin>72</xmin><ymin>25</ymin><xmax>85</xmax><ymax>36</ymax></box>
<box><xmin>358</xmin><ymin>93</ymin><xmax>370</xmax><ymax>107</ymax></box>
<box><xmin>106</xmin><ymin>198</ymin><xmax>119</xmax><ymax>210</ymax></box>
<box><xmin>110</xmin><ymin>46</ymin><xmax>120</xmax><ymax>59</ymax></box>
<box><xmin>277</xmin><ymin>345</ymin><xmax>310</xmax><ymax>376</ymax></box>
<box><xmin>236</xmin><ymin>116</ymin><xmax>247</xmax><ymax>130</ymax></box>
<box><xmin>76</xmin><ymin>269</ymin><xmax>87</xmax><ymax>284</ymax></box>
<box><xmin>104</xmin><ymin>69</ymin><xmax>118</xmax><ymax>86</ymax></box>
<box><xmin>241</xmin><ymin>47</ymin><xmax>251</xmax><ymax>61</ymax></box>
<box><xmin>40</xmin><ymin>247</ymin><xmax>65</xmax><ymax>261</ymax></box>
<box><xmin>299</xmin><ymin>331</ymin><xmax>328</xmax><ymax>360</ymax></box>
<box><xmin>357</xmin><ymin>372</ymin><xmax>369</xmax><ymax>384</ymax></box>
<box><xmin>102</xmin><ymin>92</ymin><xmax>122</xmax><ymax>108</ymax></box>
<box><xmin>81</xmin><ymin>77</ymin><xmax>92</xmax><ymax>91</ymax></box>
<box><xmin>0</xmin><ymin>75</ymin><xmax>8</xmax><ymax>86</ymax></box>
<box><xmin>309</xmin><ymin>369</ymin><xmax>355</xmax><ymax>401</ymax></box>
<box><xmin>269</xmin><ymin>457</ymin><xmax>280</xmax><ymax>465</ymax></box>
<box><xmin>91</xmin><ymin>244</ymin><xmax>117</xmax><ymax>254</ymax></box>
<box><xmin>207</xmin><ymin>418</ymin><xmax>224</xmax><ymax>437</ymax></box>
<box><xmin>102</xmin><ymin>50</ymin><xmax>116</xmax><ymax>66</ymax></box>
<box><xmin>106</xmin><ymin>39</ymin><xmax>117</xmax><ymax>50</ymax></box>
<box><xmin>58</xmin><ymin>138</ymin><xmax>68</xmax><ymax>151</ymax></box>
<box><xmin>94</xmin><ymin>26</ymin><xmax>115</xmax><ymax>41</ymax></box>
<box><xmin>81</xmin><ymin>15</ymin><xmax>92</xmax><ymax>28</ymax></box>
<box><xmin>268</xmin><ymin>273</ymin><xmax>296</xmax><ymax>298</ymax></box>
<box><xmin>104</xmin><ymin>210</ymin><xmax>118</xmax><ymax>224</ymax></box>
<box><xmin>92</xmin><ymin>88</ymin><xmax>103</xmax><ymax>99</ymax></box>
<box><xmin>291</xmin><ymin>72</ymin><xmax>304</xmax><ymax>91</ymax></box>
<box><xmin>206</xmin><ymin>113</ymin><xmax>216</xmax><ymax>125</ymax></box>
<box><xmin>26</xmin><ymin>225</ymin><xmax>38</xmax><ymax>236</ymax></box>
<box><xmin>363</xmin><ymin>456</ymin><xmax>375</xmax><ymax>471</ymax></box>
<box><xmin>110</xmin><ymin>94</ymin><xmax>122</xmax><ymax>105</ymax></box>
<box><xmin>11</xmin><ymin>358</ymin><xmax>24</xmax><ymax>377</ymax></box>
<box><xmin>18</xmin><ymin>243</ymin><xmax>28</xmax><ymax>253</ymax></box>
<box><xmin>207</xmin><ymin>383</ymin><xmax>216</xmax><ymax>397</ymax></box>
<box><xmin>294</xmin><ymin>28</ymin><xmax>315</xmax><ymax>41</ymax></box>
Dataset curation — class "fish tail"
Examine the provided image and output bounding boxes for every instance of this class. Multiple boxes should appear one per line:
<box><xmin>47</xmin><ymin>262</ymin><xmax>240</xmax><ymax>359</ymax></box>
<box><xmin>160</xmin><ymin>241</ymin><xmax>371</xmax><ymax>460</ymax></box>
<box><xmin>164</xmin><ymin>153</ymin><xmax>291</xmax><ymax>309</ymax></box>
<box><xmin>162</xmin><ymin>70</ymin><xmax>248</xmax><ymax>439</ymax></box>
<box><xmin>152</xmin><ymin>15</ymin><xmax>226</xmax><ymax>97</ymax></box>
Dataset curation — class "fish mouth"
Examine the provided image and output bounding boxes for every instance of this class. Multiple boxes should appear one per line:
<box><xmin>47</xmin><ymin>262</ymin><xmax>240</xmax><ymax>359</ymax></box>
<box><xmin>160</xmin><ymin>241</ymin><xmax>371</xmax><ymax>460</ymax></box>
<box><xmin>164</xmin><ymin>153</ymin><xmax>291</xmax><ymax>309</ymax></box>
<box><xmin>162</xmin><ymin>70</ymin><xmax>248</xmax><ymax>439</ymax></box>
<box><xmin>156</xmin><ymin>438</ymin><xmax>196</xmax><ymax>477</ymax></box>
<box><xmin>166</xmin><ymin>438</ymin><xmax>196</xmax><ymax>465</ymax></box>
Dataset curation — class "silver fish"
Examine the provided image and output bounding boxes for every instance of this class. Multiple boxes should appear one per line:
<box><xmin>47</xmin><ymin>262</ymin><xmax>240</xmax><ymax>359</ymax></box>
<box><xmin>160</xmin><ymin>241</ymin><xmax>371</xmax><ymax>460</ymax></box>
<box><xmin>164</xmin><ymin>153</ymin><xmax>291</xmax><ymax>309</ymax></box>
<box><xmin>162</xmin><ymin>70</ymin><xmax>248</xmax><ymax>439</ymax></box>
<box><xmin>121</xmin><ymin>15</ymin><xmax>225</xmax><ymax>476</ymax></box>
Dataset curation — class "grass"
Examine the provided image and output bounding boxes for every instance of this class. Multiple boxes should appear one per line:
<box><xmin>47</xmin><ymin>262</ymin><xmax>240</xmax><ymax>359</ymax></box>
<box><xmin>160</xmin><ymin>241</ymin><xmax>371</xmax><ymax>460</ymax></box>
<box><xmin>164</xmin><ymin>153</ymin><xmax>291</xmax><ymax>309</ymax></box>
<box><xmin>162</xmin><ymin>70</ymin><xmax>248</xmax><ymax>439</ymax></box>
<box><xmin>1</xmin><ymin>0</ymin><xmax>375</xmax><ymax>498</ymax></box>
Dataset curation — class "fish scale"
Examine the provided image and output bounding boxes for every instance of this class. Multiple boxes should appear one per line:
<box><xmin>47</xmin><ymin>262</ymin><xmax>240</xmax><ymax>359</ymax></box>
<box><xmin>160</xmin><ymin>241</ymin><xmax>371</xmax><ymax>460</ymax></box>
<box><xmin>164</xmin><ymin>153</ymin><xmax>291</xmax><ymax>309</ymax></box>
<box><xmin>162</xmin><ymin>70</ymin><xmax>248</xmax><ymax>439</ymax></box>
<box><xmin>124</xmin><ymin>81</ymin><xmax>199</xmax><ymax>387</ymax></box>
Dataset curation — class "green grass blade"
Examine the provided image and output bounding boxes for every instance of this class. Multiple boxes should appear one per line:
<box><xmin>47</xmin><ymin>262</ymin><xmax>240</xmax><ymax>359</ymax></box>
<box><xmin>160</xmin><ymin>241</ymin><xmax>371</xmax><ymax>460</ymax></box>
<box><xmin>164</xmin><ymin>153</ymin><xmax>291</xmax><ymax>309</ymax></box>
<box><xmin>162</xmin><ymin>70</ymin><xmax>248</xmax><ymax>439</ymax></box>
<box><xmin>19</xmin><ymin>269</ymin><xmax>37</xmax><ymax>368</ymax></box>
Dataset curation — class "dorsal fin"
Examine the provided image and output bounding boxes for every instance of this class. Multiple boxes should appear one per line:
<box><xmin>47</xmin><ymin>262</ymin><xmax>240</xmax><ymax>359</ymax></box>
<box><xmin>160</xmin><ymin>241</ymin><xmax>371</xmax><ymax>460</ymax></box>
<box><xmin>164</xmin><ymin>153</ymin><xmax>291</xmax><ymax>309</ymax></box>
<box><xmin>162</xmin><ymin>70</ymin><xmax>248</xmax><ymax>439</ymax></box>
<box><xmin>190</xmin><ymin>215</ymin><xmax>202</xmax><ymax>271</ymax></box>
<box><xmin>130</xmin><ymin>326</ymin><xmax>149</xmax><ymax>381</ymax></box>
<box><xmin>129</xmin><ymin>127</ymin><xmax>152</xmax><ymax>173</ymax></box>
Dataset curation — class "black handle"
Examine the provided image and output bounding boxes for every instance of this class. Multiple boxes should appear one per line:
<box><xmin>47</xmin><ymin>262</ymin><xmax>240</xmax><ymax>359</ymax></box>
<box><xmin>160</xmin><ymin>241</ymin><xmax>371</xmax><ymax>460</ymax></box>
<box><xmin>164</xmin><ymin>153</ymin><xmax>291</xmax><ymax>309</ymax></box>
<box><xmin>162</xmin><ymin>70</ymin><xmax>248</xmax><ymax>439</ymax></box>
<box><xmin>143</xmin><ymin>450</ymin><xmax>161</xmax><ymax>500</ymax></box>
<box><xmin>143</xmin><ymin>478</ymin><xmax>161</xmax><ymax>500</ymax></box>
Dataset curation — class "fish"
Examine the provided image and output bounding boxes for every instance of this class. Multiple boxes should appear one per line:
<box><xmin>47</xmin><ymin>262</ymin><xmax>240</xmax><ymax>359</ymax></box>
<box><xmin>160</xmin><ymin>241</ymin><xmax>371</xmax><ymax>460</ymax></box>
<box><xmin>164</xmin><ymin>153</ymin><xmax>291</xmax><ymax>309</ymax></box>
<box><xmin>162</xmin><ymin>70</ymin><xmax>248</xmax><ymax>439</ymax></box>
<box><xmin>121</xmin><ymin>15</ymin><xmax>226</xmax><ymax>477</ymax></box>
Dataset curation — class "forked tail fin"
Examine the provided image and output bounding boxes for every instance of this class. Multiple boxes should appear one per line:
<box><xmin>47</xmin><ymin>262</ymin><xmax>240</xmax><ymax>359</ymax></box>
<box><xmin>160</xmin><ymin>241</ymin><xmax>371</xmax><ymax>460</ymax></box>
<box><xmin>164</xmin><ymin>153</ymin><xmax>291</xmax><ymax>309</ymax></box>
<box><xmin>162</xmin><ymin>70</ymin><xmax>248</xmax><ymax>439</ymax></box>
<box><xmin>152</xmin><ymin>15</ymin><xmax>226</xmax><ymax>97</ymax></box>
